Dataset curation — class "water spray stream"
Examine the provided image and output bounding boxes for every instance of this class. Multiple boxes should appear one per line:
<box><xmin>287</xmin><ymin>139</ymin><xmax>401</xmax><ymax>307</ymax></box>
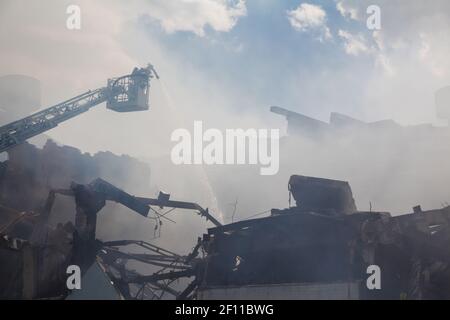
<box><xmin>157</xmin><ymin>78</ymin><xmax>224</xmax><ymax>223</ymax></box>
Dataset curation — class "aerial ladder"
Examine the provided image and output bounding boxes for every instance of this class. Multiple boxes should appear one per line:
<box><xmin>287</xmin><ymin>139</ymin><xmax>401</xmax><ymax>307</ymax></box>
<box><xmin>0</xmin><ymin>64</ymin><xmax>159</xmax><ymax>153</ymax></box>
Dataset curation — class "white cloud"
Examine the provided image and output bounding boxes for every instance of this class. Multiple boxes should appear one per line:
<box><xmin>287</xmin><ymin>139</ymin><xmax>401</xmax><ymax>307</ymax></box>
<box><xmin>141</xmin><ymin>0</ymin><xmax>247</xmax><ymax>37</ymax></box>
<box><xmin>336</xmin><ymin>0</ymin><xmax>450</xmax><ymax>78</ymax></box>
<box><xmin>337</xmin><ymin>29</ymin><xmax>395</xmax><ymax>75</ymax></box>
<box><xmin>417</xmin><ymin>31</ymin><xmax>450</xmax><ymax>77</ymax></box>
<box><xmin>336</xmin><ymin>1</ymin><xmax>358</xmax><ymax>20</ymax></box>
<box><xmin>287</xmin><ymin>3</ymin><xmax>332</xmax><ymax>41</ymax></box>
<box><xmin>336</xmin><ymin>1</ymin><xmax>359</xmax><ymax>20</ymax></box>
<box><xmin>338</xmin><ymin>30</ymin><xmax>369</xmax><ymax>56</ymax></box>
<box><xmin>330</xmin><ymin>0</ymin><xmax>450</xmax><ymax>125</ymax></box>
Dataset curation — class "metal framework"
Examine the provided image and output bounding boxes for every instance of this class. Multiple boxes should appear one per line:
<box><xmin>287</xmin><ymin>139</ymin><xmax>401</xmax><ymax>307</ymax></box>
<box><xmin>38</xmin><ymin>177</ymin><xmax>218</xmax><ymax>299</ymax></box>
<box><xmin>98</xmin><ymin>239</ymin><xmax>200</xmax><ymax>300</ymax></box>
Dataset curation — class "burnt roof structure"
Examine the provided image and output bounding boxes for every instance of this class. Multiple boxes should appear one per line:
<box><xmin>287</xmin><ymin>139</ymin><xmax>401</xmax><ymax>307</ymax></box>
<box><xmin>270</xmin><ymin>105</ymin><xmax>447</xmax><ymax>139</ymax></box>
<box><xmin>288</xmin><ymin>175</ymin><xmax>357</xmax><ymax>215</ymax></box>
<box><xmin>198</xmin><ymin>175</ymin><xmax>450</xmax><ymax>299</ymax></box>
<box><xmin>2</xmin><ymin>172</ymin><xmax>450</xmax><ymax>300</ymax></box>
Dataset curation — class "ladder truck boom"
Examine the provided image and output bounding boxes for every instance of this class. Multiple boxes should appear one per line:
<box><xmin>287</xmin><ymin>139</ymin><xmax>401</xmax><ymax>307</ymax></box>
<box><xmin>0</xmin><ymin>64</ymin><xmax>158</xmax><ymax>153</ymax></box>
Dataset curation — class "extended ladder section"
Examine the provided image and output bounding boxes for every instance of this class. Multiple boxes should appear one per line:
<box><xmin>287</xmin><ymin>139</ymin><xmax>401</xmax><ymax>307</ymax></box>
<box><xmin>0</xmin><ymin>64</ymin><xmax>158</xmax><ymax>153</ymax></box>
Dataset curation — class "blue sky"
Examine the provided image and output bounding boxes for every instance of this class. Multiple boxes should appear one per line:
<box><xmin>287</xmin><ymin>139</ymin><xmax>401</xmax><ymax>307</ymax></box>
<box><xmin>136</xmin><ymin>0</ymin><xmax>375</xmax><ymax>119</ymax></box>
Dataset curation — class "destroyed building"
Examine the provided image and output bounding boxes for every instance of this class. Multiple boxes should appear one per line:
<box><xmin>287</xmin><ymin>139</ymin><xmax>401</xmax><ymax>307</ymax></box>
<box><xmin>2</xmin><ymin>139</ymin><xmax>450</xmax><ymax>299</ymax></box>
<box><xmin>197</xmin><ymin>175</ymin><xmax>450</xmax><ymax>299</ymax></box>
<box><xmin>0</xmin><ymin>140</ymin><xmax>151</xmax><ymax>299</ymax></box>
<box><xmin>270</xmin><ymin>105</ymin><xmax>450</xmax><ymax>139</ymax></box>
<box><xmin>0</xmin><ymin>140</ymin><xmax>150</xmax><ymax>210</ymax></box>
<box><xmin>1</xmin><ymin>64</ymin><xmax>450</xmax><ymax>300</ymax></box>
<box><xmin>2</xmin><ymin>101</ymin><xmax>450</xmax><ymax>299</ymax></box>
<box><xmin>203</xmin><ymin>105</ymin><xmax>450</xmax><ymax>226</ymax></box>
<box><xmin>31</xmin><ymin>173</ymin><xmax>448</xmax><ymax>300</ymax></box>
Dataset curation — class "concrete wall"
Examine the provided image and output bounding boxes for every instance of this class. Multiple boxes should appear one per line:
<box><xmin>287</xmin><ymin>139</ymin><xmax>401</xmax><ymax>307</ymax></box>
<box><xmin>197</xmin><ymin>281</ymin><xmax>361</xmax><ymax>300</ymax></box>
